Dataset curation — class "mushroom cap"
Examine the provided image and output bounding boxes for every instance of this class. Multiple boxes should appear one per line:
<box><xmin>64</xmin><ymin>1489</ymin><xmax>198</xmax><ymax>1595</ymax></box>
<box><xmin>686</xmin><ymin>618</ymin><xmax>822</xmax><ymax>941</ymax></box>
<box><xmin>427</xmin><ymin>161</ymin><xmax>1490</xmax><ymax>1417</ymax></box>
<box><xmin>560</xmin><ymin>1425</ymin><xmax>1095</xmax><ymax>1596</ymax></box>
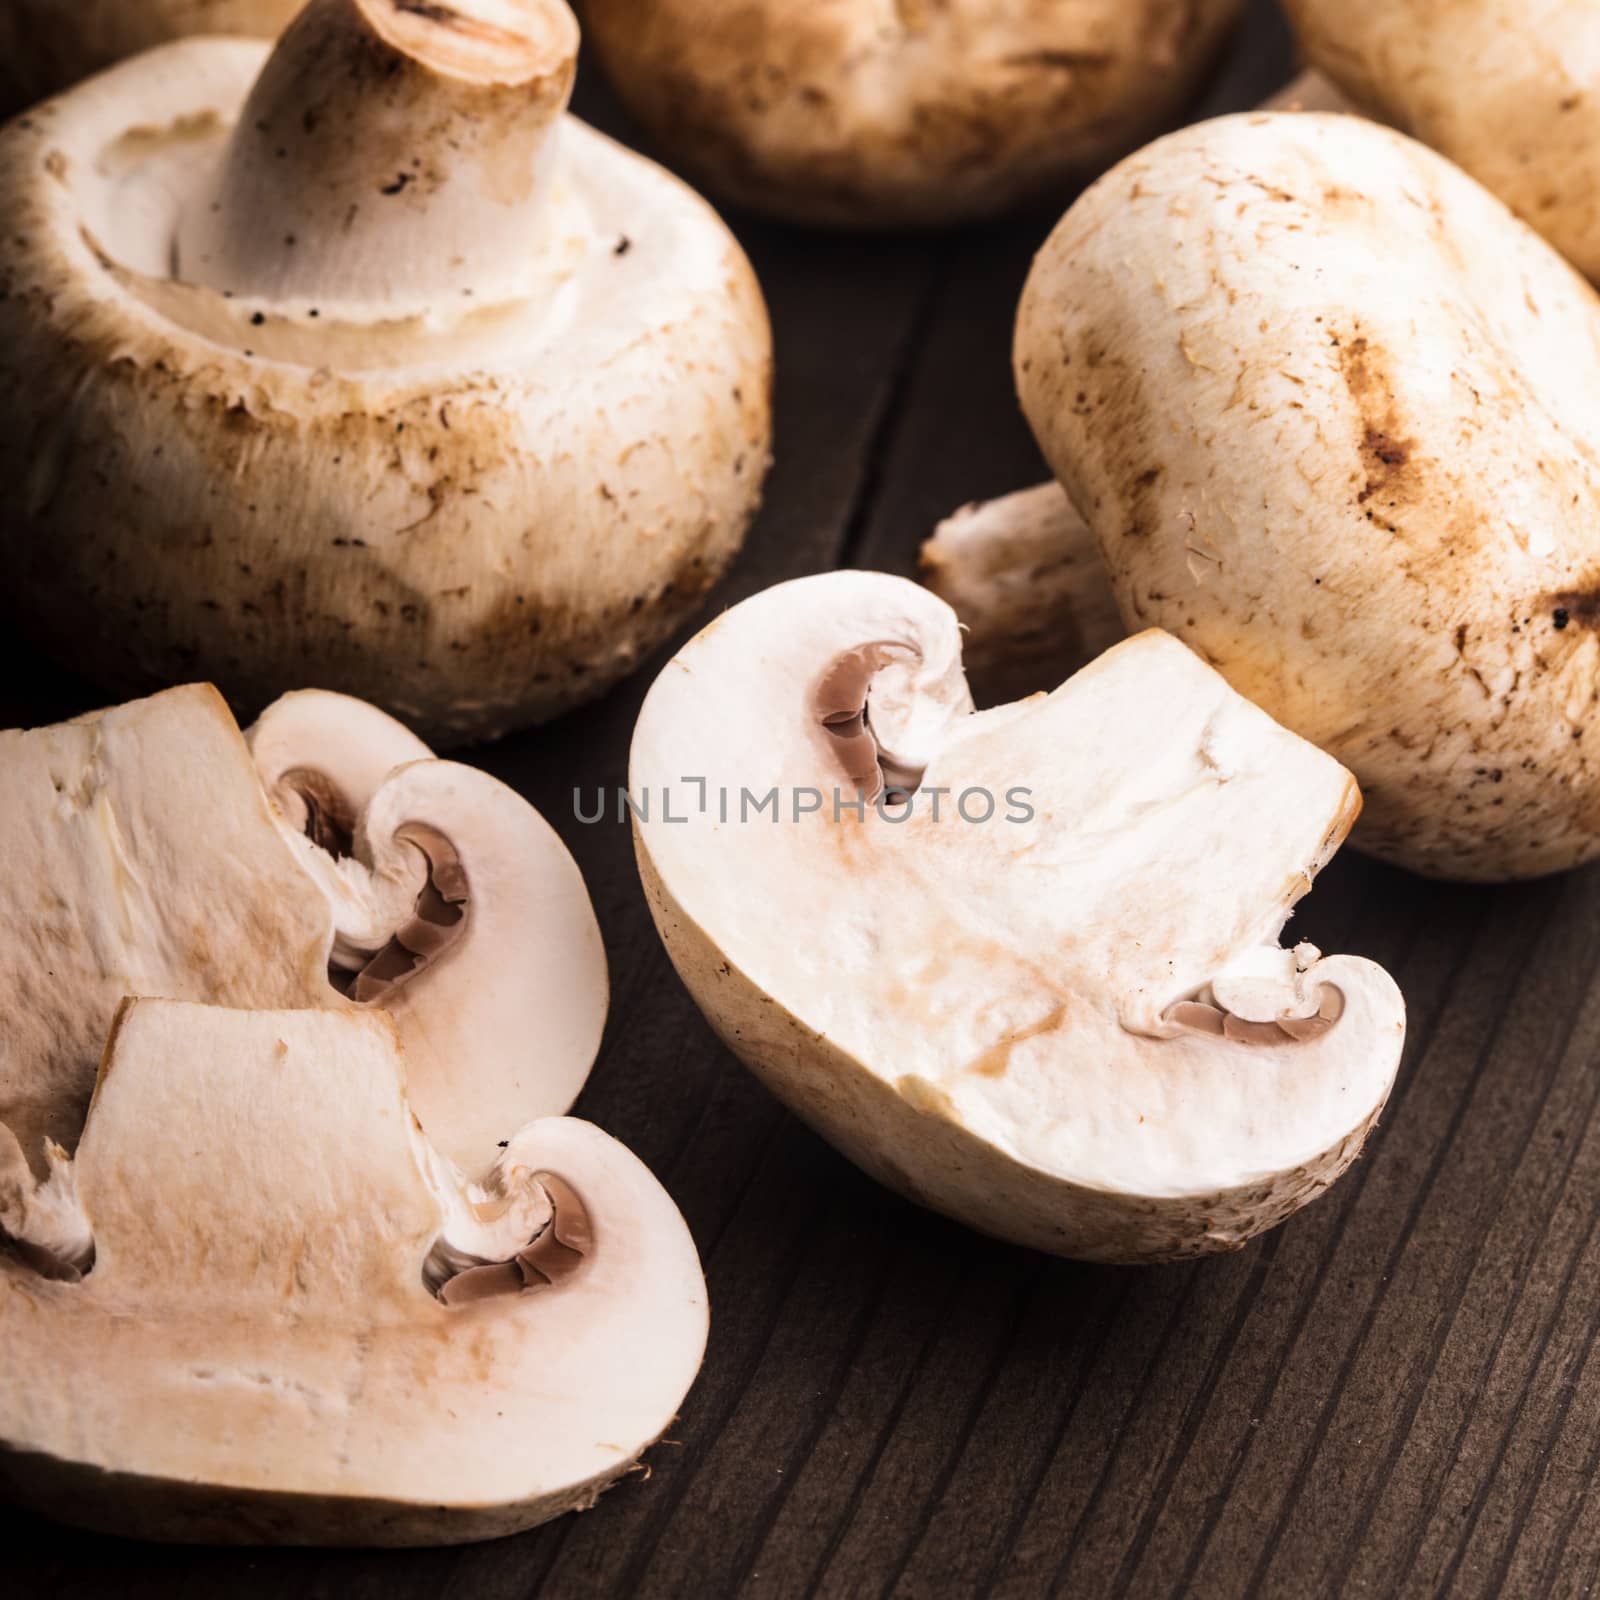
<box><xmin>0</xmin><ymin>21</ymin><xmax>772</xmax><ymax>743</ymax></box>
<box><xmin>1017</xmin><ymin>111</ymin><xmax>1600</xmax><ymax>882</ymax></box>
<box><xmin>0</xmin><ymin>682</ymin><xmax>607</xmax><ymax>1211</ymax></box>
<box><xmin>582</xmin><ymin>0</ymin><xmax>1246</xmax><ymax>228</ymax></box>
<box><xmin>1282</xmin><ymin>0</ymin><xmax>1600</xmax><ymax>281</ymax></box>
<box><xmin>0</xmin><ymin>1000</ymin><xmax>707</xmax><ymax>1544</ymax></box>
<box><xmin>630</xmin><ymin>572</ymin><xmax>1404</xmax><ymax>1263</ymax></box>
<box><xmin>0</xmin><ymin>1</ymin><xmax>301</xmax><ymax>118</ymax></box>
<box><xmin>919</xmin><ymin>482</ymin><xmax>1122</xmax><ymax>706</ymax></box>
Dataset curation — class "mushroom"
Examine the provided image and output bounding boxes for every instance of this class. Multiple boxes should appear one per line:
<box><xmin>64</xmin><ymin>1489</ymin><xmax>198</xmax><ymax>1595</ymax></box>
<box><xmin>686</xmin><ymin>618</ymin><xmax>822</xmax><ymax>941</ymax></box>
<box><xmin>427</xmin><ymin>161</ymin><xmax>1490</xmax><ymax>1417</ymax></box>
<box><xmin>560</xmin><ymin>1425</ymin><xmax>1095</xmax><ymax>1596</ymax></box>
<box><xmin>915</xmin><ymin>75</ymin><xmax>1359</xmax><ymax>698</ymax></box>
<box><xmin>0</xmin><ymin>998</ymin><xmax>706</xmax><ymax>1544</ymax></box>
<box><xmin>1012</xmin><ymin>111</ymin><xmax>1600</xmax><ymax>881</ymax></box>
<box><xmin>920</xmin><ymin>483</ymin><xmax>1123</xmax><ymax>706</ymax></box>
<box><xmin>1282</xmin><ymin>0</ymin><xmax>1600</xmax><ymax>280</ymax></box>
<box><xmin>581</xmin><ymin>0</ymin><xmax>1246</xmax><ymax>228</ymax></box>
<box><xmin>0</xmin><ymin>680</ymin><xmax>606</xmax><ymax>1207</ymax></box>
<box><xmin>630</xmin><ymin>572</ymin><xmax>1404</xmax><ymax>1263</ymax></box>
<box><xmin>0</xmin><ymin>4</ymin><xmax>302</xmax><ymax>120</ymax></box>
<box><xmin>0</xmin><ymin>0</ymin><xmax>773</xmax><ymax>745</ymax></box>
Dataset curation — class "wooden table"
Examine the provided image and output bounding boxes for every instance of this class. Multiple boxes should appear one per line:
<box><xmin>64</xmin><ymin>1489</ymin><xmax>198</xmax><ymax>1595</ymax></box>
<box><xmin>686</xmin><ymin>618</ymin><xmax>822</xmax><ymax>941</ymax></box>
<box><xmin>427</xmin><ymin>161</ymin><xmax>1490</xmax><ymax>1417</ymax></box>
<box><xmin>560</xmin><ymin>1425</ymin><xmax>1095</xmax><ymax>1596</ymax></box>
<box><xmin>8</xmin><ymin>6</ymin><xmax>1597</xmax><ymax>1596</ymax></box>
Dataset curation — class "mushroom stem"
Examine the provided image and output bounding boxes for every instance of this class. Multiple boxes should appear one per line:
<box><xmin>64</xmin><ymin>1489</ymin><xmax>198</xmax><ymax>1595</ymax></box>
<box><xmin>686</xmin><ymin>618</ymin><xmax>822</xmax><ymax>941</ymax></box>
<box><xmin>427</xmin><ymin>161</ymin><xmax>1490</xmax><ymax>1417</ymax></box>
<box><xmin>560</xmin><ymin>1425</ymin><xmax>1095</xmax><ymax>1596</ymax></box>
<box><xmin>176</xmin><ymin>0</ymin><xmax>581</xmax><ymax>308</ymax></box>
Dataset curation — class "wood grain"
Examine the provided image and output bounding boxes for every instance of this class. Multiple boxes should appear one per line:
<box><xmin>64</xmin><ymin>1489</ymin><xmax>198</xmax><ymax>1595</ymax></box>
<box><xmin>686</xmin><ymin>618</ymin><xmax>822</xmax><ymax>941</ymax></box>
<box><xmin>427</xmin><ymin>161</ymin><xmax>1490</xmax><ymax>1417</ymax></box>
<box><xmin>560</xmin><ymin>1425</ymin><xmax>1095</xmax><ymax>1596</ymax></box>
<box><xmin>7</xmin><ymin>5</ymin><xmax>1596</xmax><ymax>1596</ymax></box>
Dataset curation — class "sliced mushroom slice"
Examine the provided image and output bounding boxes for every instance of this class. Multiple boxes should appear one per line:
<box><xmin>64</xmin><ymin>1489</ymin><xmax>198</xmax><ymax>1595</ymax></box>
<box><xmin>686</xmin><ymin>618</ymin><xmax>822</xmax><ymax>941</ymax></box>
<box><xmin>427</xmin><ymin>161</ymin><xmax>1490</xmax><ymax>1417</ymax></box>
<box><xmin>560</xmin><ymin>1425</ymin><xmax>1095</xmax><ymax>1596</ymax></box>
<box><xmin>0</xmin><ymin>1000</ymin><xmax>706</xmax><ymax>1545</ymax></box>
<box><xmin>248</xmin><ymin>687</ymin><xmax>433</xmax><ymax>859</ymax></box>
<box><xmin>0</xmin><ymin>681</ymin><xmax>606</xmax><ymax>1208</ymax></box>
<box><xmin>246</xmin><ymin>689</ymin><xmax>607</xmax><ymax>1162</ymax></box>
<box><xmin>631</xmin><ymin>572</ymin><xmax>1405</xmax><ymax>1263</ymax></box>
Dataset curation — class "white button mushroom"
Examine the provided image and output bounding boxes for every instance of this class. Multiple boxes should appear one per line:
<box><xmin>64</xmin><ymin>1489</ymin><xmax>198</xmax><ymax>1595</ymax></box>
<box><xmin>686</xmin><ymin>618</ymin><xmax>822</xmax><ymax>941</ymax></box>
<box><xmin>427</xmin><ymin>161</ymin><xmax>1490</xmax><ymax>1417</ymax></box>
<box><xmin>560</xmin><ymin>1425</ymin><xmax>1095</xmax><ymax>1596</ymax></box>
<box><xmin>0</xmin><ymin>0</ymin><xmax>773</xmax><ymax>744</ymax></box>
<box><xmin>0</xmin><ymin>680</ymin><xmax>607</xmax><ymax>1227</ymax></box>
<box><xmin>0</xmin><ymin>2</ymin><xmax>302</xmax><ymax>118</ymax></box>
<box><xmin>1283</xmin><ymin>0</ymin><xmax>1600</xmax><ymax>281</ymax></box>
<box><xmin>630</xmin><ymin>572</ymin><xmax>1404</xmax><ymax>1264</ymax></box>
<box><xmin>581</xmin><ymin>0</ymin><xmax>1247</xmax><ymax>227</ymax></box>
<box><xmin>0</xmin><ymin>999</ymin><xmax>707</xmax><ymax>1544</ymax></box>
<box><xmin>1014</xmin><ymin>112</ymin><xmax>1600</xmax><ymax>881</ymax></box>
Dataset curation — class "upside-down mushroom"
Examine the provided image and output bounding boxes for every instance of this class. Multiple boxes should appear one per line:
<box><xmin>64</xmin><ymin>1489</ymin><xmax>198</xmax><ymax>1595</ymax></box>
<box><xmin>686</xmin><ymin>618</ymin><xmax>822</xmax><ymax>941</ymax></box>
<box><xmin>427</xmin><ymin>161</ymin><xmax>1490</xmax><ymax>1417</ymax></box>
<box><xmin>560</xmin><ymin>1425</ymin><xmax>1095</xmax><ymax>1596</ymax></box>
<box><xmin>0</xmin><ymin>681</ymin><xmax>606</xmax><ymax>1215</ymax></box>
<box><xmin>0</xmin><ymin>3</ymin><xmax>302</xmax><ymax>120</ymax></box>
<box><xmin>0</xmin><ymin>1000</ymin><xmax>706</xmax><ymax>1544</ymax></box>
<box><xmin>631</xmin><ymin>573</ymin><xmax>1404</xmax><ymax>1263</ymax></box>
<box><xmin>582</xmin><ymin>0</ymin><xmax>1246</xmax><ymax>227</ymax></box>
<box><xmin>0</xmin><ymin>0</ymin><xmax>772</xmax><ymax>743</ymax></box>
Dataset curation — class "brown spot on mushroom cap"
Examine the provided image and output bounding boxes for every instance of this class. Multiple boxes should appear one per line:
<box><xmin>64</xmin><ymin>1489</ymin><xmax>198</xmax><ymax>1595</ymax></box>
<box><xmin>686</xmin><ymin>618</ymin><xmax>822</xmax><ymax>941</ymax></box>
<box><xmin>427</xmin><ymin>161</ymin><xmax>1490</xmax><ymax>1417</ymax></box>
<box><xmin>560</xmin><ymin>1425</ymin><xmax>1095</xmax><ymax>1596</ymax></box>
<box><xmin>1336</xmin><ymin>334</ymin><xmax>1417</xmax><ymax>510</ymax></box>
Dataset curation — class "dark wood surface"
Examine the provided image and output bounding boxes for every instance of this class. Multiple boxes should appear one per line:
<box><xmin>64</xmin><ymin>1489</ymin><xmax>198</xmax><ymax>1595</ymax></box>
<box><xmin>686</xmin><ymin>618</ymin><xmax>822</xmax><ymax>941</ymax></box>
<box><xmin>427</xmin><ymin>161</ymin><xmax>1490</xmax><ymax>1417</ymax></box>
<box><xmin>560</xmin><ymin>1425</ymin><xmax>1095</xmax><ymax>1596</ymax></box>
<box><xmin>8</xmin><ymin>6</ymin><xmax>1599</xmax><ymax>1595</ymax></box>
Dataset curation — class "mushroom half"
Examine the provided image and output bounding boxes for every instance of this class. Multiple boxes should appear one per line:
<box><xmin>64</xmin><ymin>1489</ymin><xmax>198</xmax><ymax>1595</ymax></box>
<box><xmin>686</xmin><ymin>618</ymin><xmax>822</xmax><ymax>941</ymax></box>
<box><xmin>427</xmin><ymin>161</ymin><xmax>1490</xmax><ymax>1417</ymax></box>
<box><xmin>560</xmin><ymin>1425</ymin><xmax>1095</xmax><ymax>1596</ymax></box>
<box><xmin>582</xmin><ymin>0</ymin><xmax>1246</xmax><ymax>228</ymax></box>
<box><xmin>0</xmin><ymin>680</ymin><xmax>606</xmax><ymax>1260</ymax></box>
<box><xmin>0</xmin><ymin>3</ymin><xmax>302</xmax><ymax>120</ymax></box>
<box><xmin>0</xmin><ymin>0</ymin><xmax>773</xmax><ymax>744</ymax></box>
<box><xmin>631</xmin><ymin>573</ymin><xmax>1404</xmax><ymax>1263</ymax></box>
<box><xmin>0</xmin><ymin>999</ymin><xmax>706</xmax><ymax>1544</ymax></box>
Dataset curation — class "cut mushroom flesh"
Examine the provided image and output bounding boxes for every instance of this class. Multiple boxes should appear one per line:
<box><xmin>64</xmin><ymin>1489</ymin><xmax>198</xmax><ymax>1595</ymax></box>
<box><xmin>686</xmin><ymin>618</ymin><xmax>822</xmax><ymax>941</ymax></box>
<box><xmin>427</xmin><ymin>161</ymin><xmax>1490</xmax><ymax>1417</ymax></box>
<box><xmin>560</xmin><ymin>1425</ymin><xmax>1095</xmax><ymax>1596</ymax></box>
<box><xmin>0</xmin><ymin>680</ymin><xmax>606</xmax><ymax>1282</ymax></box>
<box><xmin>631</xmin><ymin>572</ymin><xmax>1406</xmax><ymax>1262</ymax></box>
<box><xmin>0</xmin><ymin>1001</ymin><xmax>706</xmax><ymax>1544</ymax></box>
<box><xmin>243</xmin><ymin>687</ymin><xmax>610</xmax><ymax>1167</ymax></box>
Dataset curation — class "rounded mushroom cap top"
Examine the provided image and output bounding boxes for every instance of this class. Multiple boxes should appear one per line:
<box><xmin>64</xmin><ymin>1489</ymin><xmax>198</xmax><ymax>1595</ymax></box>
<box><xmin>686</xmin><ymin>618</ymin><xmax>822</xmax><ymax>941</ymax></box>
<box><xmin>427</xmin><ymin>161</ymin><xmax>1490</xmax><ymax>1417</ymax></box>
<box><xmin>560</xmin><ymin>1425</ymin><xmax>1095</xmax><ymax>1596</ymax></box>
<box><xmin>1281</xmin><ymin>0</ymin><xmax>1600</xmax><ymax>279</ymax></box>
<box><xmin>0</xmin><ymin>999</ymin><xmax>706</xmax><ymax>1542</ymax></box>
<box><xmin>1016</xmin><ymin>111</ymin><xmax>1600</xmax><ymax>880</ymax></box>
<box><xmin>581</xmin><ymin>0</ymin><xmax>1246</xmax><ymax>227</ymax></box>
<box><xmin>632</xmin><ymin>572</ymin><xmax>1403</xmax><ymax>1202</ymax></box>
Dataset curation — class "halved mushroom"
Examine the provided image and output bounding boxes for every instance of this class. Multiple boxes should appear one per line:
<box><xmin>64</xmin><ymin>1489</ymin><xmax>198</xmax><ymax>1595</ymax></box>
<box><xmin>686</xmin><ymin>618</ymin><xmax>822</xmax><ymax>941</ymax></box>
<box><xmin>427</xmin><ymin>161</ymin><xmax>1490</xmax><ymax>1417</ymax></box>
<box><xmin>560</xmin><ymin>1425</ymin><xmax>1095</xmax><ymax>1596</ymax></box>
<box><xmin>0</xmin><ymin>681</ymin><xmax>605</xmax><ymax>1218</ymax></box>
<box><xmin>631</xmin><ymin>573</ymin><xmax>1404</xmax><ymax>1263</ymax></box>
<box><xmin>1282</xmin><ymin>0</ymin><xmax>1600</xmax><ymax>280</ymax></box>
<box><xmin>1014</xmin><ymin>112</ymin><xmax>1600</xmax><ymax>881</ymax></box>
<box><xmin>0</xmin><ymin>0</ymin><xmax>772</xmax><ymax>744</ymax></box>
<box><xmin>0</xmin><ymin>999</ymin><xmax>706</xmax><ymax>1544</ymax></box>
<box><xmin>0</xmin><ymin>3</ymin><xmax>302</xmax><ymax>120</ymax></box>
<box><xmin>582</xmin><ymin>0</ymin><xmax>1246</xmax><ymax>227</ymax></box>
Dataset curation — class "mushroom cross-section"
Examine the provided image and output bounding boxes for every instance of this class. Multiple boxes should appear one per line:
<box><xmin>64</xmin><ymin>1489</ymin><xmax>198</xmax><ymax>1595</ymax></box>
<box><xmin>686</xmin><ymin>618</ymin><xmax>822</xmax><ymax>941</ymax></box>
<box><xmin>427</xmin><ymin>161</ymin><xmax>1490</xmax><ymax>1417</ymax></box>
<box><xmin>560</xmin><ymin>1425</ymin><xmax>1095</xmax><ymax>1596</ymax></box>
<box><xmin>0</xmin><ymin>0</ymin><xmax>772</xmax><ymax>744</ymax></box>
<box><xmin>0</xmin><ymin>1000</ymin><xmax>707</xmax><ymax>1545</ymax></box>
<box><xmin>0</xmin><ymin>681</ymin><xmax>606</xmax><ymax>1266</ymax></box>
<box><xmin>630</xmin><ymin>572</ymin><xmax>1405</xmax><ymax>1263</ymax></box>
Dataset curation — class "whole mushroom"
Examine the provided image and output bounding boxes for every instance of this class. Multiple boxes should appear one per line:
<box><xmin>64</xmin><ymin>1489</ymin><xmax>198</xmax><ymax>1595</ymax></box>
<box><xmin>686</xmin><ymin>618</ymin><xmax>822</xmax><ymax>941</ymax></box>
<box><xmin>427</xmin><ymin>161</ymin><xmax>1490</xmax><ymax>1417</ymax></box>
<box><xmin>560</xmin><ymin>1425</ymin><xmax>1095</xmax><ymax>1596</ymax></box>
<box><xmin>0</xmin><ymin>2</ymin><xmax>302</xmax><ymax>120</ymax></box>
<box><xmin>581</xmin><ymin>0</ymin><xmax>1246</xmax><ymax>228</ymax></box>
<box><xmin>1013</xmin><ymin>112</ymin><xmax>1600</xmax><ymax>882</ymax></box>
<box><xmin>631</xmin><ymin>572</ymin><xmax>1404</xmax><ymax>1263</ymax></box>
<box><xmin>0</xmin><ymin>999</ymin><xmax>707</xmax><ymax>1544</ymax></box>
<box><xmin>1282</xmin><ymin>0</ymin><xmax>1600</xmax><ymax>280</ymax></box>
<box><xmin>0</xmin><ymin>0</ymin><xmax>772</xmax><ymax>744</ymax></box>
